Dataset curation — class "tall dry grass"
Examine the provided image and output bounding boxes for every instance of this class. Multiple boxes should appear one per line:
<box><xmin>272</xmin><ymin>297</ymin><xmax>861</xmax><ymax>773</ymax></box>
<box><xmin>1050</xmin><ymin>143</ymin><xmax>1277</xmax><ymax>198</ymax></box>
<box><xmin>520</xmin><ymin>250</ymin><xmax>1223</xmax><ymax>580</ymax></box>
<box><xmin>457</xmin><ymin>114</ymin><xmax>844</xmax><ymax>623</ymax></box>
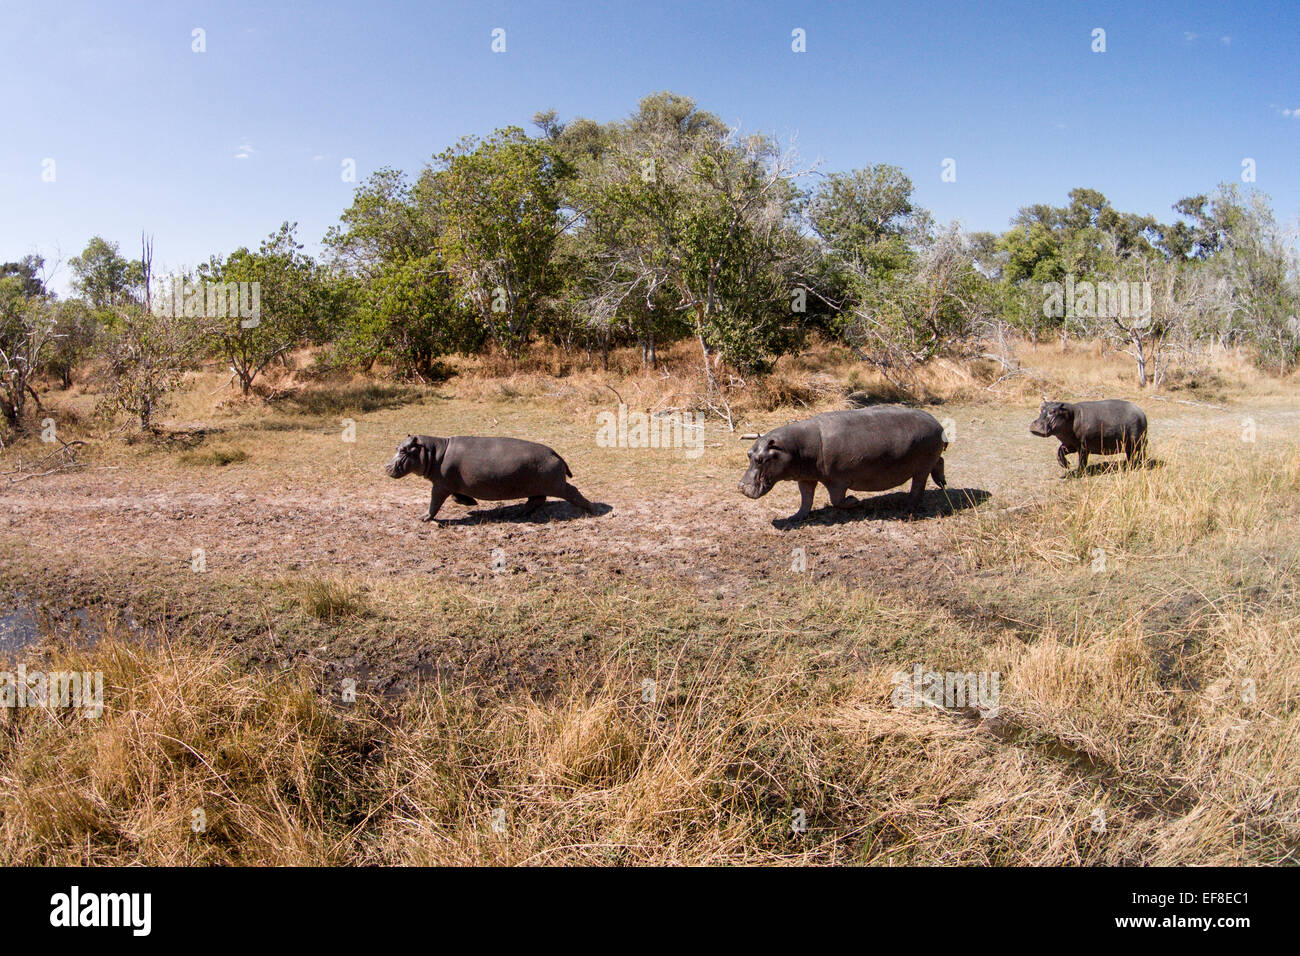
<box><xmin>3</xmin><ymin>586</ymin><xmax>1296</xmax><ymax>865</ymax></box>
<box><xmin>27</xmin><ymin>333</ymin><xmax>1292</xmax><ymax>454</ymax></box>
<box><xmin>6</xmin><ymin>336</ymin><xmax>1298</xmax><ymax>865</ymax></box>
<box><xmin>956</xmin><ymin>442</ymin><xmax>1300</xmax><ymax>570</ymax></box>
<box><xmin>0</xmin><ymin>635</ymin><xmax>371</xmax><ymax>864</ymax></box>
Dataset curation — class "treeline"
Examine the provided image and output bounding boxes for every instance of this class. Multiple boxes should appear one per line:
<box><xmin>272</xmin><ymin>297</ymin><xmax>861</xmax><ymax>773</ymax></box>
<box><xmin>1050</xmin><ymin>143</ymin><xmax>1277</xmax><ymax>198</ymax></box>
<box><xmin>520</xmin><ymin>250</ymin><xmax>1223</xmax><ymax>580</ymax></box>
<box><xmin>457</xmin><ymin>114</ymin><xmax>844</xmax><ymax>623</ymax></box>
<box><xmin>3</xmin><ymin>91</ymin><xmax>1298</xmax><ymax>433</ymax></box>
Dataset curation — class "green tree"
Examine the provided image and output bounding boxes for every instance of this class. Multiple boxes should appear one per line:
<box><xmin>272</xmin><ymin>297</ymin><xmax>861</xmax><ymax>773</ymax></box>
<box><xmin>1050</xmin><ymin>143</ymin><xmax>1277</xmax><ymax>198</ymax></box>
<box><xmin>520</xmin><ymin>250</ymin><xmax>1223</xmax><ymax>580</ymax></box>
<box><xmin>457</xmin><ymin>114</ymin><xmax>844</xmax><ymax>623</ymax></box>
<box><xmin>569</xmin><ymin>93</ymin><xmax>810</xmax><ymax>404</ymax></box>
<box><xmin>993</xmin><ymin>188</ymin><xmax>1163</xmax><ymax>340</ymax></box>
<box><xmin>806</xmin><ymin>166</ymin><xmax>938</xmax><ymax>348</ymax></box>
<box><xmin>844</xmin><ymin>223</ymin><xmax>993</xmax><ymax>373</ymax></box>
<box><xmin>0</xmin><ymin>273</ymin><xmax>55</xmax><ymax>429</ymax></box>
<box><xmin>1200</xmin><ymin>185</ymin><xmax>1300</xmax><ymax>369</ymax></box>
<box><xmin>421</xmin><ymin>128</ymin><xmax>570</xmax><ymax>358</ymax></box>
<box><xmin>0</xmin><ymin>256</ymin><xmax>47</xmax><ymax>299</ymax></box>
<box><xmin>324</xmin><ymin>169</ymin><xmax>480</xmax><ymax>377</ymax></box>
<box><xmin>43</xmin><ymin>298</ymin><xmax>97</xmax><ymax>389</ymax></box>
<box><xmin>332</xmin><ymin>257</ymin><xmax>480</xmax><ymax>379</ymax></box>
<box><xmin>69</xmin><ymin>237</ymin><xmax>140</xmax><ymax>310</ymax></box>
<box><xmin>199</xmin><ymin>223</ymin><xmax>322</xmax><ymax>395</ymax></box>
<box><xmin>806</xmin><ymin>165</ymin><xmax>920</xmax><ymax>262</ymax></box>
<box><xmin>325</xmin><ymin>168</ymin><xmax>433</xmax><ymax>272</ymax></box>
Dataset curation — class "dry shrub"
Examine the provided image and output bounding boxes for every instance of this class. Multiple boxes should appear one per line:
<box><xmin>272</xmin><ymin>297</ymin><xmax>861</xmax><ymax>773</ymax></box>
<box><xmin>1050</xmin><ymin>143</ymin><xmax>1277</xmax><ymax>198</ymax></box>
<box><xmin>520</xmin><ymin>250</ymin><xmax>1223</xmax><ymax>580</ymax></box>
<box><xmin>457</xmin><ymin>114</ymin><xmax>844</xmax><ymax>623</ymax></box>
<box><xmin>142</xmin><ymin>334</ymin><xmax>1297</xmax><ymax>439</ymax></box>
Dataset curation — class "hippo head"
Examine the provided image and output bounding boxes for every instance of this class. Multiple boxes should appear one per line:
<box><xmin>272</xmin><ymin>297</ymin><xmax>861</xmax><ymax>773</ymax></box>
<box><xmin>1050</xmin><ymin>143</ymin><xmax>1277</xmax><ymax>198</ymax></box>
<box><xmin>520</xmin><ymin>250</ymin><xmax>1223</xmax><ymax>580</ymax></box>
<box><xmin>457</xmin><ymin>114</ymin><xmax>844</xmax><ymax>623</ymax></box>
<box><xmin>739</xmin><ymin>434</ymin><xmax>792</xmax><ymax>499</ymax></box>
<box><xmin>385</xmin><ymin>435</ymin><xmax>424</xmax><ymax>479</ymax></box>
<box><xmin>1030</xmin><ymin>401</ymin><xmax>1072</xmax><ymax>438</ymax></box>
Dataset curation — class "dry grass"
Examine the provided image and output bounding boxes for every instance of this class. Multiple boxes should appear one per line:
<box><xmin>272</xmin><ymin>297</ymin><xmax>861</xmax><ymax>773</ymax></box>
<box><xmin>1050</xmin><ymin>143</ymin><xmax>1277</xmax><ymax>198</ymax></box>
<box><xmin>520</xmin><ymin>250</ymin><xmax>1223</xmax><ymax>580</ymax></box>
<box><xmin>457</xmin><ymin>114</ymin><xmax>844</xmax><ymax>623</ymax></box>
<box><xmin>4</xmin><ymin>336</ymin><xmax>1298</xmax><ymax>865</ymax></box>
<box><xmin>0</xmin><ymin>633</ymin><xmax>369</xmax><ymax>865</ymax></box>
<box><xmin>957</xmin><ymin>442</ymin><xmax>1300</xmax><ymax>570</ymax></box>
<box><xmin>2</xmin><ymin>573</ymin><xmax>1296</xmax><ymax>865</ymax></box>
<box><xmin>446</xmin><ymin>334</ymin><xmax>1288</xmax><ymax>411</ymax></box>
<box><xmin>22</xmin><ymin>335</ymin><xmax>1294</xmax><ymax>457</ymax></box>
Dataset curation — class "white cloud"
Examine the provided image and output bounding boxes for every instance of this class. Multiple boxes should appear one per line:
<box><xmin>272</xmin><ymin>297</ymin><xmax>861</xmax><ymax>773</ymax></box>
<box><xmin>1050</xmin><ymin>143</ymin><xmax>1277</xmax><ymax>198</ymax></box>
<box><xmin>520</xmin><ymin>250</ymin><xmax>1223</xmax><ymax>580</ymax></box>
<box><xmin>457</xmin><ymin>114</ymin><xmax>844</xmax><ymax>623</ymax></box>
<box><xmin>1220</xmin><ymin>35</ymin><xmax>1232</xmax><ymax>45</ymax></box>
<box><xmin>1183</xmin><ymin>31</ymin><xmax>1198</xmax><ymax>42</ymax></box>
<box><xmin>234</xmin><ymin>142</ymin><xmax>255</xmax><ymax>160</ymax></box>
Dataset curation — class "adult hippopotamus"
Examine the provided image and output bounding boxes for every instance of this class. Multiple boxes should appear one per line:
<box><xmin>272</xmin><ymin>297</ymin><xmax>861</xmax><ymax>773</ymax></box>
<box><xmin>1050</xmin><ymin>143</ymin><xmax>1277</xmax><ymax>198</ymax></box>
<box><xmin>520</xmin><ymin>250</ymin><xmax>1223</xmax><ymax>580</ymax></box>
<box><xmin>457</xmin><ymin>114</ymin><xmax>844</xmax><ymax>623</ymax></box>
<box><xmin>738</xmin><ymin>406</ymin><xmax>948</xmax><ymax>523</ymax></box>
<box><xmin>386</xmin><ymin>434</ymin><xmax>596</xmax><ymax>522</ymax></box>
<box><xmin>1029</xmin><ymin>399</ymin><xmax>1147</xmax><ymax>471</ymax></box>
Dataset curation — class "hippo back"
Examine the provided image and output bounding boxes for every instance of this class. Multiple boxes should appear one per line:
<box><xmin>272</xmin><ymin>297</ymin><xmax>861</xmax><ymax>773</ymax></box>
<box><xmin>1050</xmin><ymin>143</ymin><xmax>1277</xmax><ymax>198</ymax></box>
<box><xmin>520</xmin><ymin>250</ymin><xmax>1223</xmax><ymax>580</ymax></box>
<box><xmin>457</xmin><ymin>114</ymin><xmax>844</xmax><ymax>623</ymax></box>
<box><xmin>795</xmin><ymin>406</ymin><xmax>945</xmax><ymax>489</ymax></box>
<box><xmin>439</xmin><ymin>436</ymin><xmax>569</xmax><ymax>498</ymax></box>
<box><xmin>1071</xmin><ymin>400</ymin><xmax>1147</xmax><ymax>451</ymax></box>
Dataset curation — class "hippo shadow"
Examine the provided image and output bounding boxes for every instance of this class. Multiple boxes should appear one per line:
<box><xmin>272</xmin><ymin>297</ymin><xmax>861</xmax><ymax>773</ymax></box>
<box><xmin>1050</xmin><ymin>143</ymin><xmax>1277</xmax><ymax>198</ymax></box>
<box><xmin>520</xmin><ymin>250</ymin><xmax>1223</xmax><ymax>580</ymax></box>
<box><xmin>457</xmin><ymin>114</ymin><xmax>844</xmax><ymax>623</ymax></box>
<box><xmin>1066</xmin><ymin>458</ymin><xmax>1165</xmax><ymax>478</ymax></box>
<box><xmin>435</xmin><ymin>500</ymin><xmax>613</xmax><ymax>525</ymax></box>
<box><xmin>773</xmin><ymin>487</ymin><xmax>991</xmax><ymax>529</ymax></box>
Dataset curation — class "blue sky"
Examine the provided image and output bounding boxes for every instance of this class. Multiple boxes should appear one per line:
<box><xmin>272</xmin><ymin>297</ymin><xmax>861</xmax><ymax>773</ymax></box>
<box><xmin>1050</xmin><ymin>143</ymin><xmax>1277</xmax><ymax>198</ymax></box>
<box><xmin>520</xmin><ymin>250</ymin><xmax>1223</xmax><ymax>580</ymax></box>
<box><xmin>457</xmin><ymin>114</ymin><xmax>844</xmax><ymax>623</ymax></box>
<box><xmin>2</xmin><ymin>0</ymin><xmax>1296</xmax><ymax>295</ymax></box>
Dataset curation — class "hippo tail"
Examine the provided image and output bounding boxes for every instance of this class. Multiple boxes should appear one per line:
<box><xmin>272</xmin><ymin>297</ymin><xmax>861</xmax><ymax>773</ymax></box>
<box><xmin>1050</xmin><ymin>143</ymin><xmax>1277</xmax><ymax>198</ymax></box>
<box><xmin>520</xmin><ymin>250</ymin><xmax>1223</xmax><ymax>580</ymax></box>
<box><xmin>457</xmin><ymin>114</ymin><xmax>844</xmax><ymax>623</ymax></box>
<box><xmin>931</xmin><ymin>455</ymin><xmax>947</xmax><ymax>489</ymax></box>
<box><xmin>558</xmin><ymin>456</ymin><xmax>573</xmax><ymax>478</ymax></box>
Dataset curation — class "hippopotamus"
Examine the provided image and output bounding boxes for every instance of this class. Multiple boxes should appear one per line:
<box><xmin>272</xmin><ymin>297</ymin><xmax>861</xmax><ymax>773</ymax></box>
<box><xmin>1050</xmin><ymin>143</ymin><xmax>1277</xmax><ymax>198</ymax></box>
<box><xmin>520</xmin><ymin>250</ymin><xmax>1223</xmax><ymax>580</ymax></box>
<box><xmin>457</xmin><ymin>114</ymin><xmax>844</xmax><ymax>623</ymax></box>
<box><xmin>738</xmin><ymin>406</ymin><xmax>948</xmax><ymax>523</ymax></box>
<box><xmin>385</xmin><ymin>434</ymin><xmax>596</xmax><ymax>522</ymax></box>
<box><xmin>1029</xmin><ymin>399</ymin><xmax>1147</xmax><ymax>470</ymax></box>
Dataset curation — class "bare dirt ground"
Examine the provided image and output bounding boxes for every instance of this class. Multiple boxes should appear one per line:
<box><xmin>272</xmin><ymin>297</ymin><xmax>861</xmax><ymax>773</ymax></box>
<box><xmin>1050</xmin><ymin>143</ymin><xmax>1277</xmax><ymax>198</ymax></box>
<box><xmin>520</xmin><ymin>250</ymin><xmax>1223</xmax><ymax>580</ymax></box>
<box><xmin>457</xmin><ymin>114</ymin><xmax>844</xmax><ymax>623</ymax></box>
<box><xmin>4</xmin><ymin>395</ymin><xmax>1296</xmax><ymax>599</ymax></box>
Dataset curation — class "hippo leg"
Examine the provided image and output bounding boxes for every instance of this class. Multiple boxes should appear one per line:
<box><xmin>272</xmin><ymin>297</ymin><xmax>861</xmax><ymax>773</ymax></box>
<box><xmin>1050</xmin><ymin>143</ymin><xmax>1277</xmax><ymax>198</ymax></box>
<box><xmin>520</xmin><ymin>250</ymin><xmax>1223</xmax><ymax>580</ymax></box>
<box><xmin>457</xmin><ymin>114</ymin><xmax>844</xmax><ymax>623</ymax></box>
<box><xmin>1056</xmin><ymin>444</ymin><xmax>1070</xmax><ymax>469</ymax></box>
<box><xmin>422</xmin><ymin>487</ymin><xmax>450</xmax><ymax>523</ymax></box>
<box><xmin>826</xmin><ymin>483</ymin><xmax>863</xmax><ymax>509</ymax></box>
<box><xmin>559</xmin><ymin>482</ymin><xmax>597</xmax><ymax>515</ymax></box>
<box><xmin>930</xmin><ymin>457</ymin><xmax>947</xmax><ymax>488</ymax></box>
<box><xmin>1126</xmin><ymin>435</ymin><xmax>1146</xmax><ymax>467</ymax></box>
<box><xmin>1077</xmin><ymin>449</ymin><xmax>1089</xmax><ymax>473</ymax></box>
<box><xmin>520</xmin><ymin>495</ymin><xmax>548</xmax><ymax>515</ymax></box>
<box><xmin>907</xmin><ymin>473</ymin><xmax>927</xmax><ymax>509</ymax></box>
<box><xmin>786</xmin><ymin>480</ymin><xmax>817</xmax><ymax>522</ymax></box>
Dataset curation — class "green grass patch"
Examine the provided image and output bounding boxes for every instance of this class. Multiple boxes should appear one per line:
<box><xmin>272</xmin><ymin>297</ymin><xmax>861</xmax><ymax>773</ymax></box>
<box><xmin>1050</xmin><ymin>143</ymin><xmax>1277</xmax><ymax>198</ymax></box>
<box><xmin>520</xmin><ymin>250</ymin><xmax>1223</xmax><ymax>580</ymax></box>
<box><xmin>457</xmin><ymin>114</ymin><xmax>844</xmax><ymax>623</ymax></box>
<box><xmin>276</xmin><ymin>383</ymin><xmax>424</xmax><ymax>417</ymax></box>
<box><xmin>178</xmin><ymin>446</ymin><xmax>250</xmax><ymax>466</ymax></box>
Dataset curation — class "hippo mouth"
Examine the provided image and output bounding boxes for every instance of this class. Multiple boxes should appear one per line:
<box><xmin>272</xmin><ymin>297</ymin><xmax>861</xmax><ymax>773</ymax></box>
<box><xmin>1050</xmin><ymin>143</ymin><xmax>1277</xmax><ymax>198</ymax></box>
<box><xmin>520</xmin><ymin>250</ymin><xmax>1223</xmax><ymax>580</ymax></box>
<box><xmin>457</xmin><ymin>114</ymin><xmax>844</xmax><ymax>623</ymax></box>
<box><xmin>385</xmin><ymin>459</ymin><xmax>409</xmax><ymax>478</ymax></box>
<box><xmin>738</xmin><ymin>471</ymin><xmax>773</xmax><ymax>499</ymax></box>
<box><xmin>1029</xmin><ymin>422</ymin><xmax>1050</xmax><ymax>437</ymax></box>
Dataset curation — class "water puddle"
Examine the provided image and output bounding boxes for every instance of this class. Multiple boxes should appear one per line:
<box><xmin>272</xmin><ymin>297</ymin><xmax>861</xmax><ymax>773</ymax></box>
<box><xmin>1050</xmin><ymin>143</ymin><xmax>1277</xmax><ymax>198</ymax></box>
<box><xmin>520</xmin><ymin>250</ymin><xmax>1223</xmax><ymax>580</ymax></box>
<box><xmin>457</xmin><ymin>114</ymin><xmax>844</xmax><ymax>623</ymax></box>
<box><xmin>0</xmin><ymin>604</ymin><xmax>38</xmax><ymax>652</ymax></box>
<box><xmin>0</xmin><ymin>592</ymin><xmax>99</xmax><ymax>656</ymax></box>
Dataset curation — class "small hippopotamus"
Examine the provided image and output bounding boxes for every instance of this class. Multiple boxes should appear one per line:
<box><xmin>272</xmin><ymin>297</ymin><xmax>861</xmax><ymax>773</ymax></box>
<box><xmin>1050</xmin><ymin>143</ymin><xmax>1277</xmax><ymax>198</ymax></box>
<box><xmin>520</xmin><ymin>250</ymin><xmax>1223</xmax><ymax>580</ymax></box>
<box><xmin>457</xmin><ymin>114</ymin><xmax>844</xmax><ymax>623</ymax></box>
<box><xmin>739</xmin><ymin>406</ymin><xmax>948</xmax><ymax>523</ymax></box>
<box><xmin>386</xmin><ymin>434</ymin><xmax>596</xmax><ymax>522</ymax></box>
<box><xmin>1029</xmin><ymin>399</ymin><xmax>1147</xmax><ymax>471</ymax></box>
